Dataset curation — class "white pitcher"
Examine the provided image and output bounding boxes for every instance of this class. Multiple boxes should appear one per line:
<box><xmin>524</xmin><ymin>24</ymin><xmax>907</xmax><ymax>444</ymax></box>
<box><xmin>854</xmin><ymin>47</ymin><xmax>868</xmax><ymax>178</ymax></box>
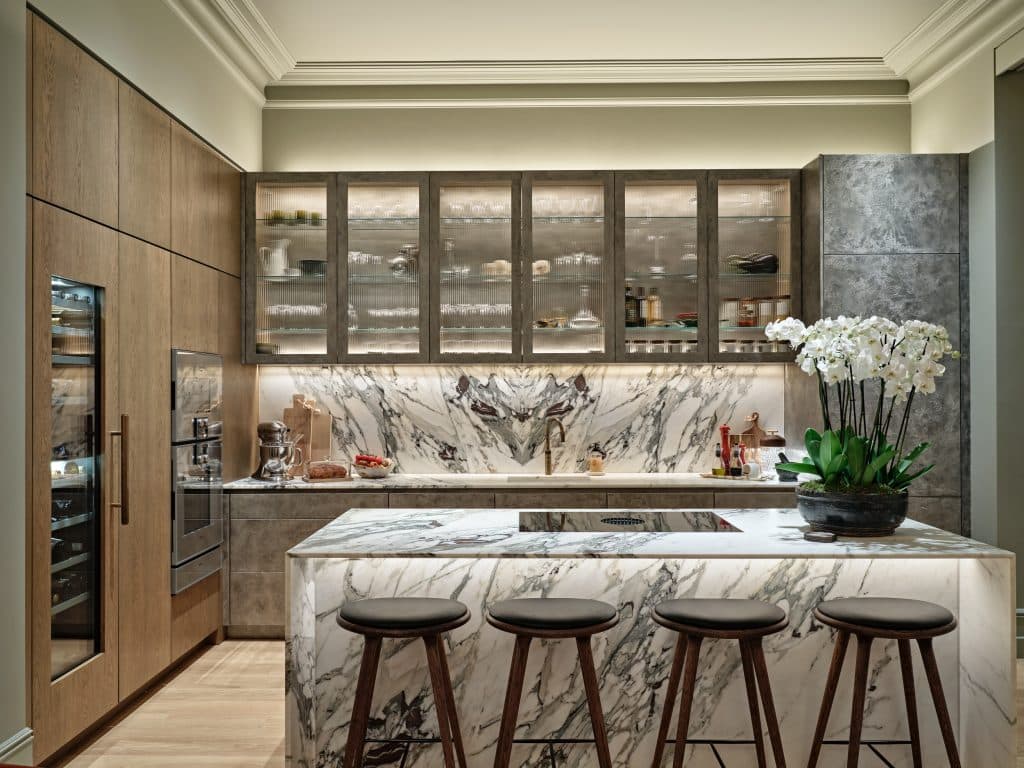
<box><xmin>260</xmin><ymin>239</ymin><xmax>291</xmax><ymax>276</ymax></box>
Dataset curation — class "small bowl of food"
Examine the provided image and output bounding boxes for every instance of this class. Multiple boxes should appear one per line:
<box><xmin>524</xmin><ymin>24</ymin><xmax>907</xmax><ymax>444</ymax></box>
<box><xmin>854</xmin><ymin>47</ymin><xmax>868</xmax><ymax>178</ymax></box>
<box><xmin>353</xmin><ymin>453</ymin><xmax>394</xmax><ymax>479</ymax></box>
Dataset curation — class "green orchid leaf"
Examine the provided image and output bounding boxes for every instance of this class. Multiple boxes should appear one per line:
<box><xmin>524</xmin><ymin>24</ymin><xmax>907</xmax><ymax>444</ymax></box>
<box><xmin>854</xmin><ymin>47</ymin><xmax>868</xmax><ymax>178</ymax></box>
<box><xmin>846</xmin><ymin>437</ymin><xmax>866</xmax><ymax>477</ymax></box>
<box><xmin>824</xmin><ymin>454</ymin><xmax>847</xmax><ymax>480</ymax></box>
<box><xmin>819</xmin><ymin>430</ymin><xmax>840</xmax><ymax>471</ymax></box>
<box><xmin>777</xmin><ymin>461</ymin><xmax>820</xmax><ymax>477</ymax></box>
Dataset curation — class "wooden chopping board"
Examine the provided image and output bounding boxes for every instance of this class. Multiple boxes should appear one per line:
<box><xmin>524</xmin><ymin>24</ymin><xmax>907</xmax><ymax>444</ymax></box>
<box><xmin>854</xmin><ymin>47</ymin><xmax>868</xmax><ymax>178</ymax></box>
<box><xmin>282</xmin><ymin>393</ymin><xmax>332</xmax><ymax>463</ymax></box>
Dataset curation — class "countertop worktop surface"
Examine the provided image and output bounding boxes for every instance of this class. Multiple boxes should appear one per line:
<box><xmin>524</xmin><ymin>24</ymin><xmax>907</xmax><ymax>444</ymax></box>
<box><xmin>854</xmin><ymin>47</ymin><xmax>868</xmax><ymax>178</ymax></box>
<box><xmin>287</xmin><ymin>506</ymin><xmax>1011</xmax><ymax>560</ymax></box>
<box><xmin>226</xmin><ymin>471</ymin><xmax>798</xmax><ymax>492</ymax></box>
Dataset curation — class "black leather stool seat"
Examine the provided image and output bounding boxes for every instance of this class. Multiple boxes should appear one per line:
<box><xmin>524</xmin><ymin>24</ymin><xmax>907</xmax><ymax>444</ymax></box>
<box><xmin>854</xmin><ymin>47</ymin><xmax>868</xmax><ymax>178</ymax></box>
<box><xmin>338</xmin><ymin>597</ymin><xmax>469</xmax><ymax>630</ymax></box>
<box><xmin>488</xmin><ymin>598</ymin><xmax>617</xmax><ymax>630</ymax></box>
<box><xmin>655</xmin><ymin>598</ymin><xmax>786</xmax><ymax>630</ymax></box>
<box><xmin>818</xmin><ymin>597</ymin><xmax>954</xmax><ymax>631</ymax></box>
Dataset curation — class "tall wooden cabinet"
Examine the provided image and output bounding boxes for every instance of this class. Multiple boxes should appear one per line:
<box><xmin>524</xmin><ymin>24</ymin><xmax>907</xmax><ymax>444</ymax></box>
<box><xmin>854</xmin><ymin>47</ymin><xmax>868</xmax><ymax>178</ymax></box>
<box><xmin>118</xmin><ymin>83</ymin><xmax>171</xmax><ymax>248</ymax></box>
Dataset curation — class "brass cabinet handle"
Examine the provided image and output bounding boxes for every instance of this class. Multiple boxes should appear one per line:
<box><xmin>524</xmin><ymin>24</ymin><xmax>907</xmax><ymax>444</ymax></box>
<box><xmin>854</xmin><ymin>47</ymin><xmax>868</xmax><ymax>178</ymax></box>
<box><xmin>109</xmin><ymin>414</ymin><xmax>129</xmax><ymax>525</ymax></box>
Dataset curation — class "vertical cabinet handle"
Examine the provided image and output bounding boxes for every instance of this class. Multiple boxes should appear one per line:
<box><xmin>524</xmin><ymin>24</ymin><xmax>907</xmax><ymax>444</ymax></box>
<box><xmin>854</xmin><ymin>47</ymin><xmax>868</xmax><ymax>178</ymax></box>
<box><xmin>109</xmin><ymin>414</ymin><xmax>129</xmax><ymax>525</ymax></box>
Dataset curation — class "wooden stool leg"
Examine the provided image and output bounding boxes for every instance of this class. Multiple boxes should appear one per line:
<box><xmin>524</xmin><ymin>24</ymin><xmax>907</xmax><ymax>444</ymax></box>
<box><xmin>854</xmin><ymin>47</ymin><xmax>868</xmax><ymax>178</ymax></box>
<box><xmin>434</xmin><ymin>635</ymin><xmax>469</xmax><ymax>768</ymax></box>
<box><xmin>918</xmin><ymin>638</ymin><xmax>962</xmax><ymax>768</ymax></box>
<box><xmin>424</xmin><ymin>636</ymin><xmax>458</xmax><ymax>768</ymax></box>
<box><xmin>898</xmin><ymin>639</ymin><xmax>923</xmax><ymax>768</ymax></box>
<box><xmin>344</xmin><ymin>636</ymin><xmax>382</xmax><ymax>768</ymax></box>
<box><xmin>493</xmin><ymin>635</ymin><xmax>531</xmax><ymax>768</ymax></box>
<box><xmin>576</xmin><ymin>636</ymin><xmax>614</xmax><ymax>768</ymax></box>
<box><xmin>847</xmin><ymin>634</ymin><xmax>873</xmax><ymax>768</ymax></box>
<box><xmin>672</xmin><ymin>636</ymin><xmax>703</xmax><ymax>768</ymax></box>
<box><xmin>807</xmin><ymin>629</ymin><xmax>850</xmax><ymax>768</ymax></box>
<box><xmin>650</xmin><ymin>634</ymin><xmax>688</xmax><ymax>768</ymax></box>
<box><xmin>738</xmin><ymin>639</ymin><xmax>767</xmax><ymax>767</ymax></box>
<box><xmin>750</xmin><ymin>639</ymin><xmax>787</xmax><ymax>768</ymax></box>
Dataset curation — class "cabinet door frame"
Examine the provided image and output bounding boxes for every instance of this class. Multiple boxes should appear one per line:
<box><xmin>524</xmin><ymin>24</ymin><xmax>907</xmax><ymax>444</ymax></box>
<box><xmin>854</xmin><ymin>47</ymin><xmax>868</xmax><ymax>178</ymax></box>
<box><xmin>429</xmin><ymin>171</ymin><xmax>524</xmax><ymax>363</ymax></box>
<box><xmin>338</xmin><ymin>172</ymin><xmax>430</xmax><ymax>363</ymax></box>
<box><xmin>708</xmin><ymin>169</ymin><xmax>802</xmax><ymax>363</ymax></box>
<box><xmin>614</xmin><ymin>170</ymin><xmax>709</xmax><ymax>362</ymax></box>
<box><xmin>30</xmin><ymin>201</ymin><xmax>121</xmax><ymax>761</ymax></box>
<box><xmin>243</xmin><ymin>172</ymin><xmax>339</xmax><ymax>364</ymax></box>
<box><xmin>522</xmin><ymin>171</ymin><xmax>615</xmax><ymax>363</ymax></box>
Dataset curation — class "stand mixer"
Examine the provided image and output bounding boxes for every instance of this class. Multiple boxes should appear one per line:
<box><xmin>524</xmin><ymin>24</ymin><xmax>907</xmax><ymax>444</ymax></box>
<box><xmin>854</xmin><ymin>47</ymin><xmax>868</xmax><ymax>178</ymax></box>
<box><xmin>252</xmin><ymin>420</ymin><xmax>303</xmax><ymax>481</ymax></box>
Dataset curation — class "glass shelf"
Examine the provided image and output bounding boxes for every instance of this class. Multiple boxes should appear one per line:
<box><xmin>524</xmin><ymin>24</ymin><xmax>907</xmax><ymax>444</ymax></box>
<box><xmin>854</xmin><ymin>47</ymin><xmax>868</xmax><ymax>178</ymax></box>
<box><xmin>625</xmin><ymin>325</ymin><xmax>699</xmax><ymax>334</ymax></box>
<box><xmin>625</xmin><ymin>272</ymin><xmax>698</xmax><ymax>281</ymax></box>
<box><xmin>51</xmin><ymin>552</ymin><xmax>90</xmax><ymax>575</ymax></box>
<box><xmin>348</xmin><ymin>274</ymin><xmax>420</xmax><ymax>285</ymax></box>
<box><xmin>51</xmin><ymin>591</ymin><xmax>91</xmax><ymax>617</ymax></box>
<box><xmin>440</xmin><ymin>275</ymin><xmax>514</xmax><ymax>285</ymax></box>
<box><xmin>51</xmin><ymin>513</ymin><xmax>91</xmax><ymax>532</ymax></box>
<box><xmin>260</xmin><ymin>328</ymin><xmax>327</xmax><ymax>335</ymax></box>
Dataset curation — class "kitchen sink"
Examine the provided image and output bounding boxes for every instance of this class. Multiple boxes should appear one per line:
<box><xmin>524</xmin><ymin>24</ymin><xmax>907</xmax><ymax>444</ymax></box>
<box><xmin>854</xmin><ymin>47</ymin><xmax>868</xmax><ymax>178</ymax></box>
<box><xmin>519</xmin><ymin>509</ymin><xmax>740</xmax><ymax>533</ymax></box>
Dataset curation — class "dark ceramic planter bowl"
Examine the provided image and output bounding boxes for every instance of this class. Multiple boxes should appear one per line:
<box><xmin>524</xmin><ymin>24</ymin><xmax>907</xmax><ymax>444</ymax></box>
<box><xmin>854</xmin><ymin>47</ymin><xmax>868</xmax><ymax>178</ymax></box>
<box><xmin>796</xmin><ymin>486</ymin><xmax>909</xmax><ymax>537</ymax></box>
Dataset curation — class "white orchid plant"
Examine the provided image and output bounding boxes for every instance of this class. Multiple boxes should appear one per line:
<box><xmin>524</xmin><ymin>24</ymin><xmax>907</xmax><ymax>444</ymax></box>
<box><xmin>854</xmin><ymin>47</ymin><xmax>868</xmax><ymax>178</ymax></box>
<box><xmin>766</xmin><ymin>316</ymin><xmax>958</xmax><ymax>494</ymax></box>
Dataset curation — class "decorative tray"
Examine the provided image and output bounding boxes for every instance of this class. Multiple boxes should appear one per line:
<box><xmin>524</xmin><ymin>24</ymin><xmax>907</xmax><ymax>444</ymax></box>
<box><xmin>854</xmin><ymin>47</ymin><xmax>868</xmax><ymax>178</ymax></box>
<box><xmin>699</xmin><ymin>473</ymin><xmax>772</xmax><ymax>482</ymax></box>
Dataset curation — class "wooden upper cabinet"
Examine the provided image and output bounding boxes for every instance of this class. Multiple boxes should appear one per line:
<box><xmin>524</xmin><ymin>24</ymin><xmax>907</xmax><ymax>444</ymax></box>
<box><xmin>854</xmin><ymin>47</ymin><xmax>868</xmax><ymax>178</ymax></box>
<box><xmin>172</xmin><ymin>254</ymin><xmax>220</xmax><ymax>353</ymax></box>
<box><xmin>218</xmin><ymin>158</ymin><xmax>242</xmax><ymax>276</ymax></box>
<box><xmin>32</xmin><ymin>16</ymin><xmax>118</xmax><ymax>227</ymax></box>
<box><xmin>119</xmin><ymin>82</ymin><xmax>171</xmax><ymax>247</ymax></box>
<box><xmin>219</xmin><ymin>273</ymin><xmax>257</xmax><ymax>481</ymax></box>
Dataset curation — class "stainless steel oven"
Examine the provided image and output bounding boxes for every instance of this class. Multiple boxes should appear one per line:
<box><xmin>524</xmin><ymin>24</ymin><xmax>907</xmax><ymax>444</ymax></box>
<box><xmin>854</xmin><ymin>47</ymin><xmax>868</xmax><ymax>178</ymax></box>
<box><xmin>171</xmin><ymin>350</ymin><xmax>223</xmax><ymax>594</ymax></box>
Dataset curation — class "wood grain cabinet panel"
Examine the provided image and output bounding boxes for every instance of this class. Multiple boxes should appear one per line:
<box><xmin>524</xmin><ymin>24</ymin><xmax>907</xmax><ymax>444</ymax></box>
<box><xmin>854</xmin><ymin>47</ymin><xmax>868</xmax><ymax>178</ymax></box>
<box><xmin>171</xmin><ymin>254</ymin><xmax>220</xmax><ymax>353</ymax></box>
<box><xmin>392</xmin><ymin>491</ymin><xmax>496</xmax><ymax>508</ymax></box>
<box><xmin>171</xmin><ymin>121</ymin><xmax>218</xmax><ymax>266</ymax></box>
<box><xmin>494</xmin><ymin>490</ymin><xmax>608</xmax><ymax>508</ymax></box>
<box><xmin>118</xmin><ymin>82</ymin><xmax>171</xmax><ymax>247</ymax></box>
<box><xmin>32</xmin><ymin>16</ymin><xmax>118</xmax><ymax>226</ymax></box>
<box><xmin>117</xmin><ymin>235</ymin><xmax>171</xmax><ymax>699</ymax></box>
<box><xmin>219</xmin><ymin>273</ymin><xmax>256</xmax><ymax>481</ymax></box>
<box><xmin>170</xmin><ymin>572</ymin><xmax>221</xmax><ymax>663</ymax></box>
<box><xmin>218</xmin><ymin>158</ymin><xmax>242</xmax><ymax>276</ymax></box>
<box><xmin>606</xmin><ymin>491</ymin><xmax>715</xmax><ymax>508</ymax></box>
<box><xmin>713</xmin><ymin>491</ymin><xmax>796</xmax><ymax>509</ymax></box>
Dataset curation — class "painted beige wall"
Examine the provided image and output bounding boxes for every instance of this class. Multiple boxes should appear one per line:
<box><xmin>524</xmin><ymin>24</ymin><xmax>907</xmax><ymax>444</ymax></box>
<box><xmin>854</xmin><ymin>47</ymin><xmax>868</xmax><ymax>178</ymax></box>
<box><xmin>0</xmin><ymin>2</ymin><xmax>28</xmax><ymax>764</ymax></box>
<box><xmin>263</xmin><ymin>103</ymin><xmax>911</xmax><ymax>171</ymax></box>
<box><xmin>31</xmin><ymin>0</ymin><xmax>262</xmax><ymax>169</ymax></box>
<box><xmin>911</xmin><ymin>47</ymin><xmax>995</xmax><ymax>153</ymax></box>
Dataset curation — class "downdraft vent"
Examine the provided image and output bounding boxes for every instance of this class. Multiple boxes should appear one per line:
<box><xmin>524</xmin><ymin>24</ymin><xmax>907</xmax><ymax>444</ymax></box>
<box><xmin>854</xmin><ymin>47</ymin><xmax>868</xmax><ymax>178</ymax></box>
<box><xmin>600</xmin><ymin>516</ymin><xmax>645</xmax><ymax>526</ymax></box>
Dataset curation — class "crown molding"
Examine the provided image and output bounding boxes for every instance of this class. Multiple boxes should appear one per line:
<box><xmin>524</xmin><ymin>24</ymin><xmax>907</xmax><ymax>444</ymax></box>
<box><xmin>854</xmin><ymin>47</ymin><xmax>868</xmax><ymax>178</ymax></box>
<box><xmin>263</xmin><ymin>93</ymin><xmax>909</xmax><ymax>110</ymax></box>
<box><xmin>887</xmin><ymin>0</ymin><xmax>1024</xmax><ymax>98</ymax></box>
<box><xmin>207</xmin><ymin>0</ymin><xmax>295</xmax><ymax>81</ymax></box>
<box><xmin>272</xmin><ymin>58</ymin><xmax>896</xmax><ymax>87</ymax></box>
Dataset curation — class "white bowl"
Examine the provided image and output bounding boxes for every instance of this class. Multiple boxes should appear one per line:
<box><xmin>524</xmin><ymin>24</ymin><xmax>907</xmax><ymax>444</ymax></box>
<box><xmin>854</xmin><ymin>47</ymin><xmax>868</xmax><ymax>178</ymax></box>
<box><xmin>354</xmin><ymin>462</ymin><xmax>394</xmax><ymax>479</ymax></box>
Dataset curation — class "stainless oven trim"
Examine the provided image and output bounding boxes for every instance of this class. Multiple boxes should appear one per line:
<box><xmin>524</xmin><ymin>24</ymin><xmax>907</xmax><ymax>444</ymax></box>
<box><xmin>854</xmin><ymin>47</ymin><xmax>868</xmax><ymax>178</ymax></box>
<box><xmin>171</xmin><ymin>546</ymin><xmax>222</xmax><ymax>595</ymax></box>
<box><xmin>171</xmin><ymin>442</ymin><xmax>224</xmax><ymax>566</ymax></box>
<box><xmin>171</xmin><ymin>349</ymin><xmax>224</xmax><ymax>445</ymax></box>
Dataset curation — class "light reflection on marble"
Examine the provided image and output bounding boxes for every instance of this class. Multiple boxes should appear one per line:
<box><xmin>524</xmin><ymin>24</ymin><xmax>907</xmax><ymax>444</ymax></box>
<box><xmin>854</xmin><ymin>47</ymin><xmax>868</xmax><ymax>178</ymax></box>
<box><xmin>258</xmin><ymin>364</ymin><xmax>785</xmax><ymax>474</ymax></box>
<box><xmin>285</xmin><ymin>510</ymin><xmax>1015</xmax><ymax>768</ymax></box>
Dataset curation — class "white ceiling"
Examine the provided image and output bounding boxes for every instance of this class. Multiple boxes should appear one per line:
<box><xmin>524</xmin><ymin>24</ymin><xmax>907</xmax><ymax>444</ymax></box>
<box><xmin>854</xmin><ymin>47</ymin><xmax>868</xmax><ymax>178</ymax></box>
<box><xmin>250</xmin><ymin>0</ymin><xmax>945</xmax><ymax>63</ymax></box>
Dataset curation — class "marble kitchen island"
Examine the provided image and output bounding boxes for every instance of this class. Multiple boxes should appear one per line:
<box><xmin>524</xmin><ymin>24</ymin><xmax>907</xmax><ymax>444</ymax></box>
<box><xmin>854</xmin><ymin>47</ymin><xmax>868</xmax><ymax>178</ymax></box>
<box><xmin>286</xmin><ymin>508</ymin><xmax>1015</xmax><ymax>768</ymax></box>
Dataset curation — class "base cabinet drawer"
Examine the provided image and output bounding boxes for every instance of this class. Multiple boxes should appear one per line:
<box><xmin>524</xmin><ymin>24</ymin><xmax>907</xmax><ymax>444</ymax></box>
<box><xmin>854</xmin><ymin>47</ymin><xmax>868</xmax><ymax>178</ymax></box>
<box><xmin>494</xmin><ymin>490</ymin><xmax>608</xmax><ymax>508</ymax></box>
<box><xmin>713</xmin><ymin>491</ymin><xmax>796</xmax><ymax>508</ymax></box>
<box><xmin>392</xmin><ymin>491</ymin><xmax>496</xmax><ymax>508</ymax></box>
<box><xmin>607</xmin><ymin>491</ymin><xmax>715</xmax><ymax>508</ymax></box>
<box><xmin>229</xmin><ymin>491</ymin><xmax>389</xmax><ymax>519</ymax></box>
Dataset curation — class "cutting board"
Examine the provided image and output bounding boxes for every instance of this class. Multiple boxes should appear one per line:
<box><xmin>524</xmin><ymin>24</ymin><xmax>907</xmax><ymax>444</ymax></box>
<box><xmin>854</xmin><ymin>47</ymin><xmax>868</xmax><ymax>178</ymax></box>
<box><xmin>282</xmin><ymin>393</ymin><xmax>332</xmax><ymax>463</ymax></box>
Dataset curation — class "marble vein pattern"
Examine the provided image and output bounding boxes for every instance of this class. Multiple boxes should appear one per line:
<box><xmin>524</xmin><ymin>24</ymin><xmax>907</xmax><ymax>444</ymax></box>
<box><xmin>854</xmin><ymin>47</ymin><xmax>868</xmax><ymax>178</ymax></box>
<box><xmin>258</xmin><ymin>364</ymin><xmax>784</xmax><ymax>475</ymax></box>
<box><xmin>285</xmin><ymin>509</ymin><xmax>1015</xmax><ymax>768</ymax></box>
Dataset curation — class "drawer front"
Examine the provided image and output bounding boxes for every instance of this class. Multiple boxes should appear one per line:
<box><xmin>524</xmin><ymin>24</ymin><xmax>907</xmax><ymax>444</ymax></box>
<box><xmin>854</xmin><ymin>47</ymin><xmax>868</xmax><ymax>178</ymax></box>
<box><xmin>230</xmin><ymin>571</ymin><xmax>284</xmax><ymax>628</ymax></box>
<box><xmin>606</xmin><ymin>490</ymin><xmax>714</xmax><ymax>508</ymax></box>
<box><xmin>494</xmin><ymin>490</ymin><xmax>608</xmax><ymax>508</ymax></box>
<box><xmin>229</xmin><ymin>491</ymin><xmax>389</xmax><ymax>519</ymax></box>
<box><xmin>713</xmin><ymin>491</ymin><xmax>796</xmax><ymax>509</ymax></box>
<box><xmin>391</xmin><ymin>491</ymin><xmax>496</xmax><ymax>508</ymax></box>
<box><xmin>230</xmin><ymin>518</ymin><xmax>331</xmax><ymax>573</ymax></box>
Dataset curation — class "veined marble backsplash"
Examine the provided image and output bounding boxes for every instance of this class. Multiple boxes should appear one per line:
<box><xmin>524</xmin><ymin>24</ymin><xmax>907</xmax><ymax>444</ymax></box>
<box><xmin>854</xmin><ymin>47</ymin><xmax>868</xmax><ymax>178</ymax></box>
<box><xmin>258</xmin><ymin>365</ymin><xmax>785</xmax><ymax>474</ymax></box>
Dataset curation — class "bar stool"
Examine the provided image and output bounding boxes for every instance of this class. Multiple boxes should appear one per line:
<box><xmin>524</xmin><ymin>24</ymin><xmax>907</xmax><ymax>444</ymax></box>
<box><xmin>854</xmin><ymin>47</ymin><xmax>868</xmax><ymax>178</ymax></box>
<box><xmin>487</xmin><ymin>597</ymin><xmax>619</xmax><ymax>768</ymax></box>
<box><xmin>650</xmin><ymin>598</ymin><xmax>789</xmax><ymax>768</ymax></box>
<box><xmin>807</xmin><ymin>597</ymin><xmax>960</xmax><ymax>768</ymax></box>
<box><xmin>336</xmin><ymin>597</ymin><xmax>471</xmax><ymax>768</ymax></box>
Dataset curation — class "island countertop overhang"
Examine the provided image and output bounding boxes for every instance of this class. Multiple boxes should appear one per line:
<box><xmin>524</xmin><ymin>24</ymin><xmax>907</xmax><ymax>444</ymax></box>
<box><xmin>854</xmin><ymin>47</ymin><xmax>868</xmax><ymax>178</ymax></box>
<box><xmin>286</xmin><ymin>507</ymin><xmax>1013</xmax><ymax>560</ymax></box>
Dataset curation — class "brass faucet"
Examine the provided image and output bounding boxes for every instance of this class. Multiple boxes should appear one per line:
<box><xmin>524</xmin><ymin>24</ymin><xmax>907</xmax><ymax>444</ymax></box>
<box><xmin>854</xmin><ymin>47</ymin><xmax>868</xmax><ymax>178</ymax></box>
<box><xmin>544</xmin><ymin>417</ymin><xmax>566</xmax><ymax>475</ymax></box>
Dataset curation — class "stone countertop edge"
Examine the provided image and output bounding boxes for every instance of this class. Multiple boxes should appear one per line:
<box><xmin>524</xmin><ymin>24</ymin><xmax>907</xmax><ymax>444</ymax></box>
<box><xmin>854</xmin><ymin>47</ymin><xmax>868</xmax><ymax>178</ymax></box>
<box><xmin>225</xmin><ymin>472</ymin><xmax>800</xmax><ymax>492</ymax></box>
<box><xmin>285</xmin><ymin>507</ymin><xmax>1014</xmax><ymax>561</ymax></box>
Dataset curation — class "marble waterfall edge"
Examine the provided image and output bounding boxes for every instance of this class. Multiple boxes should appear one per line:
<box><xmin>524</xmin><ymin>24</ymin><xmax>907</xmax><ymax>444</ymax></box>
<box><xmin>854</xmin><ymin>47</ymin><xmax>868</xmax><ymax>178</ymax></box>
<box><xmin>259</xmin><ymin>364</ymin><xmax>784</xmax><ymax>474</ymax></box>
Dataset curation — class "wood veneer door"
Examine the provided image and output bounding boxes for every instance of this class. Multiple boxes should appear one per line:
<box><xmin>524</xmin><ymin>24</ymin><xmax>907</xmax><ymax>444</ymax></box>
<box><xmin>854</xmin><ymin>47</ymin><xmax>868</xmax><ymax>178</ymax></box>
<box><xmin>171</xmin><ymin>121</ymin><xmax>218</xmax><ymax>268</ymax></box>
<box><xmin>219</xmin><ymin>272</ymin><xmax>257</xmax><ymax>481</ymax></box>
<box><xmin>32</xmin><ymin>16</ymin><xmax>118</xmax><ymax>227</ymax></box>
<box><xmin>118</xmin><ymin>82</ymin><xmax>171</xmax><ymax>247</ymax></box>
<box><xmin>30</xmin><ymin>202</ymin><xmax>120</xmax><ymax>762</ymax></box>
<box><xmin>218</xmin><ymin>158</ymin><xmax>242</xmax><ymax>276</ymax></box>
<box><xmin>171</xmin><ymin>254</ymin><xmax>219</xmax><ymax>353</ymax></box>
<box><xmin>117</xmin><ymin>235</ymin><xmax>171</xmax><ymax>699</ymax></box>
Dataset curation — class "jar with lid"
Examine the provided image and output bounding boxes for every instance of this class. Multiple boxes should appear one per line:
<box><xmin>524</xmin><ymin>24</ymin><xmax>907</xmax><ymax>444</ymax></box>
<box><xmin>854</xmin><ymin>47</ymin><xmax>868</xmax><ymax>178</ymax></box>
<box><xmin>737</xmin><ymin>298</ymin><xmax>758</xmax><ymax>328</ymax></box>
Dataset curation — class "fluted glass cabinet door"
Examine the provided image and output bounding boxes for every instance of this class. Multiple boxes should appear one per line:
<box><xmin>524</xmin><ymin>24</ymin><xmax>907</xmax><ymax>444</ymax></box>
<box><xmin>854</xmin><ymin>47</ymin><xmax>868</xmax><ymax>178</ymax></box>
<box><xmin>246</xmin><ymin>174</ymin><xmax>337</xmax><ymax>362</ymax></box>
<box><xmin>340</xmin><ymin>174</ymin><xmax>429</xmax><ymax>361</ymax></box>
<box><xmin>616</xmin><ymin>173</ymin><xmax>706</xmax><ymax>360</ymax></box>
<box><xmin>430</xmin><ymin>173</ymin><xmax>521</xmax><ymax>361</ymax></box>
<box><xmin>523</xmin><ymin>173</ymin><xmax>614</xmax><ymax>361</ymax></box>
<box><xmin>710</xmin><ymin>171</ymin><xmax>800</xmax><ymax>362</ymax></box>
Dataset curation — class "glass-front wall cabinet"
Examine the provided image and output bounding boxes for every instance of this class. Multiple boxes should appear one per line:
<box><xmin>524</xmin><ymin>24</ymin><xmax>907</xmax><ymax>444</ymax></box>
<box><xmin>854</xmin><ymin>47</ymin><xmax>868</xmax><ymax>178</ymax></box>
<box><xmin>431</xmin><ymin>175</ymin><xmax>520</xmax><ymax>360</ymax></box>
<box><xmin>524</xmin><ymin>174</ymin><xmax>613</xmax><ymax>360</ymax></box>
<box><xmin>342</xmin><ymin>175</ymin><xmax>429</xmax><ymax>361</ymax></box>
<box><xmin>711</xmin><ymin>173</ymin><xmax>799</xmax><ymax>360</ymax></box>
<box><xmin>49</xmin><ymin>275</ymin><xmax>102</xmax><ymax>679</ymax></box>
<box><xmin>250</xmin><ymin>176</ymin><xmax>335</xmax><ymax>361</ymax></box>
<box><xmin>617</xmin><ymin>174</ymin><xmax>704</xmax><ymax>359</ymax></box>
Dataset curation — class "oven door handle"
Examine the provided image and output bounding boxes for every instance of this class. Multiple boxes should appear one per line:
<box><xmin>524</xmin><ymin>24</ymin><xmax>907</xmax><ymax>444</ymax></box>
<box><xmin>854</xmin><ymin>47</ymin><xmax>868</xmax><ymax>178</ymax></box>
<box><xmin>109</xmin><ymin>413</ymin><xmax>129</xmax><ymax>525</ymax></box>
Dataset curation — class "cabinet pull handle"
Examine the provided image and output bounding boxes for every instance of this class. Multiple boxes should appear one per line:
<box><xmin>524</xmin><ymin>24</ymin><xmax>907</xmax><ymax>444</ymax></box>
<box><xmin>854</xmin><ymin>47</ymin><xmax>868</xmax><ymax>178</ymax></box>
<box><xmin>109</xmin><ymin>414</ymin><xmax>129</xmax><ymax>525</ymax></box>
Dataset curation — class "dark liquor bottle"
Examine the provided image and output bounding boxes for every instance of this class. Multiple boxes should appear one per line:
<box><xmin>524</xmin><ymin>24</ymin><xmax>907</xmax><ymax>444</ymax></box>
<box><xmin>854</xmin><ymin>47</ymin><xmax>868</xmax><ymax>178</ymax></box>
<box><xmin>624</xmin><ymin>286</ymin><xmax>638</xmax><ymax>327</ymax></box>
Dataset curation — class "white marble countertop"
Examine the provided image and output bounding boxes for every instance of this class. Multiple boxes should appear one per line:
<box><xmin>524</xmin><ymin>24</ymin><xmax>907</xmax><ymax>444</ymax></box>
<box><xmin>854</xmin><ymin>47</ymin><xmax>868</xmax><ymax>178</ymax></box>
<box><xmin>286</xmin><ymin>507</ymin><xmax>1012</xmax><ymax>560</ymax></box>
<box><xmin>225</xmin><ymin>471</ymin><xmax>798</xmax><ymax>492</ymax></box>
